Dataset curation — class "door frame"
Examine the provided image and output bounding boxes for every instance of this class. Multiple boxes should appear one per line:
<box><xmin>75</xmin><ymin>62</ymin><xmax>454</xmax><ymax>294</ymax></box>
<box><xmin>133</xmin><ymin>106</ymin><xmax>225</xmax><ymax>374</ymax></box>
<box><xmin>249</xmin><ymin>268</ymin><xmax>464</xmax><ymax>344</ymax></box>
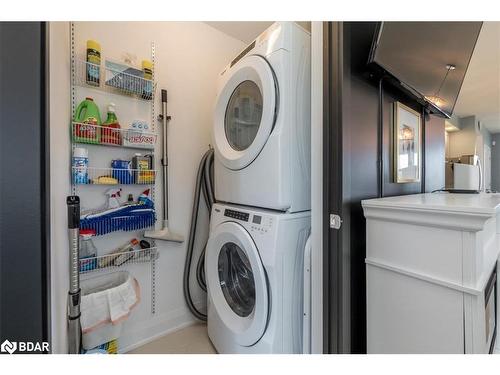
<box><xmin>323</xmin><ymin>21</ymin><xmax>350</xmax><ymax>354</ymax></box>
<box><xmin>310</xmin><ymin>21</ymin><xmax>325</xmax><ymax>354</ymax></box>
<box><xmin>311</xmin><ymin>21</ymin><xmax>349</xmax><ymax>354</ymax></box>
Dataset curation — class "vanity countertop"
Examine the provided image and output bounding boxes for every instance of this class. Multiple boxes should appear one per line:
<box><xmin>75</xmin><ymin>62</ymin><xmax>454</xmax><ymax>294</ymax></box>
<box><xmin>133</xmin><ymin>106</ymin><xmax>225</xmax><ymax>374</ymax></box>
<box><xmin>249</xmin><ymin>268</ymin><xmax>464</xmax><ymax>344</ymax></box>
<box><xmin>364</xmin><ymin>192</ymin><xmax>500</xmax><ymax>354</ymax></box>
<box><xmin>362</xmin><ymin>193</ymin><xmax>500</xmax><ymax>216</ymax></box>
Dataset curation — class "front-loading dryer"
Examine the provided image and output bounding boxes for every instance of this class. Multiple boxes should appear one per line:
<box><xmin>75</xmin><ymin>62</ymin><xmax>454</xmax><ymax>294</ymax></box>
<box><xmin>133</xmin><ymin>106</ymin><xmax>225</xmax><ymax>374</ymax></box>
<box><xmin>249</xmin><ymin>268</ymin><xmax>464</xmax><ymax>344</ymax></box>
<box><xmin>213</xmin><ymin>22</ymin><xmax>311</xmax><ymax>212</ymax></box>
<box><xmin>206</xmin><ymin>203</ymin><xmax>311</xmax><ymax>353</ymax></box>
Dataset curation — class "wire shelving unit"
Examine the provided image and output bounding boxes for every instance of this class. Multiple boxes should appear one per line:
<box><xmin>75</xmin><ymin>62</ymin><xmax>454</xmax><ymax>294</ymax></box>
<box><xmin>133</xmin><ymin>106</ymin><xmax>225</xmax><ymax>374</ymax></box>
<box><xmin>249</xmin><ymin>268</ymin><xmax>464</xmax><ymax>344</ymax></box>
<box><xmin>70</xmin><ymin>22</ymin><xmax>159</xmax><ymax>315</ymax></box>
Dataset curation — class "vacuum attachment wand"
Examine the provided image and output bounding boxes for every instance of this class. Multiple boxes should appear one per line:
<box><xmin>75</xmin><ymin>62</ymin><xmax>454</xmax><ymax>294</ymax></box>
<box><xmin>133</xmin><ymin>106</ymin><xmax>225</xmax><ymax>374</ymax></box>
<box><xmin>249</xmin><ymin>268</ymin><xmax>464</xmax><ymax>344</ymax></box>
<box><xmin>145</xmin><ymin>89</ymin><xmax>184</xmax><ymax>242</ymax></box>
<box><xmin>67</xmin><ymin>196</ymin><xmax>82</xmax><ymax>354</ymax></box>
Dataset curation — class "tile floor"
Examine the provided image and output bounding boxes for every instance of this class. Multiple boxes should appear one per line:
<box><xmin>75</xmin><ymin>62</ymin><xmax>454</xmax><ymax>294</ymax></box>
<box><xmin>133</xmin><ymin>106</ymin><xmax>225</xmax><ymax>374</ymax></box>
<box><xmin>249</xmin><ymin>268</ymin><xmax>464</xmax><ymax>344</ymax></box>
<box><xmin>128</xmin><ymin>323</ymin><xmax>217</xmax><ymax>354</ymax></box>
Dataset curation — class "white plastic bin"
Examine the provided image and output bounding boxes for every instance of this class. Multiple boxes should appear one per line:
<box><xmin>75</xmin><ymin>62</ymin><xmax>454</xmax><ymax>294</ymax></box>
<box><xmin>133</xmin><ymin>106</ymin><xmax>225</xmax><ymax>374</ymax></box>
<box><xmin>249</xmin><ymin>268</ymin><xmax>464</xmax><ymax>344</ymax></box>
<box><xmin>80</xmin><ymin>271</ymin><xmax>140</xmax><ymax>350</ymax></box>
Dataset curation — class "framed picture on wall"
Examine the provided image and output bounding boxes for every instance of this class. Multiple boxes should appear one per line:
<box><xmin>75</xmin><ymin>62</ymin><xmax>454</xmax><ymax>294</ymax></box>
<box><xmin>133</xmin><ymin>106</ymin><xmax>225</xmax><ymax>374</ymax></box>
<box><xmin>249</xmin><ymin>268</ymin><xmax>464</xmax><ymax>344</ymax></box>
<box><xmin>393</xmin><ymin>102</ymin><xmax>421</xmax><ymax>183</ymax></box>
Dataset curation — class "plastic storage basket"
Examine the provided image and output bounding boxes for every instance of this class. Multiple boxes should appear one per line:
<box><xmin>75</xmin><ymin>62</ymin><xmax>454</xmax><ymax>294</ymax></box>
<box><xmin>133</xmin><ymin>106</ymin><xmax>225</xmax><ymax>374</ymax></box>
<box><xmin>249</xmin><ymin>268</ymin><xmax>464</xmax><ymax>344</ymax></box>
<box><xmin>80</xmin><ymin>271</ymin><xmax>140</xmax><ymax>350</ymax></box>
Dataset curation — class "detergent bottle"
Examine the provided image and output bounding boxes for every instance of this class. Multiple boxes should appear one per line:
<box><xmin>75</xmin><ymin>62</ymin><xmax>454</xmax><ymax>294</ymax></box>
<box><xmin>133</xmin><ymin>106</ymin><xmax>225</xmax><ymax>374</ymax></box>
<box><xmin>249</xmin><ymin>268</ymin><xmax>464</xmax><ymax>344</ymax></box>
<box><xmin>73</xmin><ymin>97</ymin><xmax>102</xmax><ymax>144</ymax></box>
<box><xmin>101</xmin><ymin>103</ymin><xmax>121</xmax><ymax>145</ymax></box>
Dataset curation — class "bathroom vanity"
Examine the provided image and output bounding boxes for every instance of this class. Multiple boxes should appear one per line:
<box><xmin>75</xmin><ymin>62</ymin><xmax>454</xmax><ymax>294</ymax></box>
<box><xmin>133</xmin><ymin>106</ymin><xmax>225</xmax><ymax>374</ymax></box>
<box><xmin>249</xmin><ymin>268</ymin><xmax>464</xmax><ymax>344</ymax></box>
<box><xmin>362</xmin><ymin>193</ymin><xmax>500</xmax><ymax>353</ymax></box>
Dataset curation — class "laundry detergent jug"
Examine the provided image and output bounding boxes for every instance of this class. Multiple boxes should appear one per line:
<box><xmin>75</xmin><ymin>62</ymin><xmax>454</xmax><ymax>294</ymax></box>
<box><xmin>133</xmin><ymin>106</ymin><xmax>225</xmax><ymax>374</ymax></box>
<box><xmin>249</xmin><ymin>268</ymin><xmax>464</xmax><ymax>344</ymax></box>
<box><xmin>73</xmin><ymin>97</ymin><xmax>102</xmax><ymax>144</ymax></box>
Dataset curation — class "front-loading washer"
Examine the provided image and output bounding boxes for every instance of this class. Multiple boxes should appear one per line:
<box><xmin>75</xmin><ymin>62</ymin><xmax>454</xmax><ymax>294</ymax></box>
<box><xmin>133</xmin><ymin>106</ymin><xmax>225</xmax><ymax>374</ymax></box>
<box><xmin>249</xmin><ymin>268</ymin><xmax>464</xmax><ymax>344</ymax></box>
<box><xmin>213</xmin><ymin>22</ymin><xmax>311</xmax><ymax>213</ymax></box>
<box><xmin>206</xmin><ymin>203</ymin><xmax>311</xmax><ymax>353</ymax></box>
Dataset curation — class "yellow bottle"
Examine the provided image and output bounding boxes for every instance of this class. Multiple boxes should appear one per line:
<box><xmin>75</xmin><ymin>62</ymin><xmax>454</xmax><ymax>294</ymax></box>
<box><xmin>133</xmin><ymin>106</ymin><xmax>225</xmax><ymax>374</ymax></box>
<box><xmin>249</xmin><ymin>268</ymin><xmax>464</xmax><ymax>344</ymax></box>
<box><xmin>142</xmin><ymin>60</ymin><xmax>153</xmax><ymax>99</ymax></box>
<box><xmin>86</xmin><ymin>40</ymin><xmax>101</xmax><ymax>86</ymax></box>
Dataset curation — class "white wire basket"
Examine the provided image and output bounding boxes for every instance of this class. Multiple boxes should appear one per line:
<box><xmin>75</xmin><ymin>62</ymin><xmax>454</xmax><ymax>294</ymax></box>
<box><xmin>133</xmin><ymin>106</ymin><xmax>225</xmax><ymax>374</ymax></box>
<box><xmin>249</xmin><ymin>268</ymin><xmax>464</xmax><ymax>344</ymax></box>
<box><xmin>72</xmin><ymin>166</ymin><xmax>157</xmax><ymax>185</ymax></box>
<box><xmin>72</xmin><ymin>122</ymin><xmax>156</xmax><ymax>149</ymax></box>
<box><xmin>79</xmin><ymin>247</ymin><xmax>159</xmax><ymax>274</ymax></box>
<box><xmin>73</xmin><ymin>59</ymin><xmax>154</xmax><ymax>100</ymax></box>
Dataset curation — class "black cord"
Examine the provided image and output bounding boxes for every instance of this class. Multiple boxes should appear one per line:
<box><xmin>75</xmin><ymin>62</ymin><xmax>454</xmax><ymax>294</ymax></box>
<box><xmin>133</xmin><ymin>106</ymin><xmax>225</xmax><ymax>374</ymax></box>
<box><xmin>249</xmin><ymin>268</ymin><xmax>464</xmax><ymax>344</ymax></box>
<box><xmin>183</xmin><ymin>149</ymin><xmax>214</xmax><ymax>321</ymax></box>
<box><xmin>431</xmin><ymin>188</ymin><xmax>446</xmax><ymax>193</ymax></box>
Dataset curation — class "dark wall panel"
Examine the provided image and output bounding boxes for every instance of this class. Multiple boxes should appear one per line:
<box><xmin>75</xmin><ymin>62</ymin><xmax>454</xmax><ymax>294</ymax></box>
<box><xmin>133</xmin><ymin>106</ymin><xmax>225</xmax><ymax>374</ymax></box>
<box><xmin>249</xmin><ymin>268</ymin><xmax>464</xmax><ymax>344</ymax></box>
<box><xmin>340</xmin><ymin>22</ymin><xmax>445</xmax><ymax>353</ymax></box>
<box><xmin>0</xmin><ymin>22</ymin><xmax>49</xmax><ymax>346</ymax></box>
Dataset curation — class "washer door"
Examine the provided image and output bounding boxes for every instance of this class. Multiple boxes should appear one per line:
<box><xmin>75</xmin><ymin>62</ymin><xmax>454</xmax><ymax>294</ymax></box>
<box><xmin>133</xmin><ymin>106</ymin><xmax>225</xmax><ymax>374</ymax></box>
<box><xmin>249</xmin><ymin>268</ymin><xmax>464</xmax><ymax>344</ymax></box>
<box><xmin>206</xmin><ymin>221</ymin><xmax>269</xmax><ymax>346</ymax></box>
<box><xmin>214</xmin><ymin>55</ymin><xmax>277</xmax><ymax>170</ymax></box>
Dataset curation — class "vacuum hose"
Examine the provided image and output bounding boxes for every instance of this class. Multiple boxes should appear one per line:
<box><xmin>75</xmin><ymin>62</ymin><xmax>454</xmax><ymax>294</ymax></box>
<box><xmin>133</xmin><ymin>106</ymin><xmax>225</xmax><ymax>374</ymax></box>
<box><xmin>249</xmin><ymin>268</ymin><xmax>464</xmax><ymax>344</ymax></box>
<box><xmin>183</xmin><ymin>148</ymin><xmax>215</xmax><ymax>321</ymax></box>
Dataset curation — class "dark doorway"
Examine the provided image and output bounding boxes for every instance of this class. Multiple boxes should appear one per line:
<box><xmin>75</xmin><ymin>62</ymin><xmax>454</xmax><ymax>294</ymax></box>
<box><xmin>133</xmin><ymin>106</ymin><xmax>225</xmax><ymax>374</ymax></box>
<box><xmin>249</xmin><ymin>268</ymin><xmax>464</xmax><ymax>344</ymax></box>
<box><xmin>323</xmin><ymin>22</ymin><xmax>446</xmax><ymax>354</ymax></box>
<box><xmin>0</xmin><ymin>22</ymin><xmax>50</xmax><ymax>350</ymax></box>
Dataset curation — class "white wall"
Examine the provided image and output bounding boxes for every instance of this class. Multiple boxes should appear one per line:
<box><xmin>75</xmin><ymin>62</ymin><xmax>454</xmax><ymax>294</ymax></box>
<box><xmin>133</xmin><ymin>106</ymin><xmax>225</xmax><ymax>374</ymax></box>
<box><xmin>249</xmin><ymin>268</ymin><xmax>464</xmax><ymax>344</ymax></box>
<box><xmin>447</xmin><ymin>116</ymin><xmax>477</xmax><ymax>158</ymax></box>
<box><xmin>447</xmin><ymin>115</ymin><xmax>492</xmax><ymax>190</ymax></box>
<box><xmin>49</xmin><ymin>21</ymin><xmax>245</xmax><ymax>353</ymax></box>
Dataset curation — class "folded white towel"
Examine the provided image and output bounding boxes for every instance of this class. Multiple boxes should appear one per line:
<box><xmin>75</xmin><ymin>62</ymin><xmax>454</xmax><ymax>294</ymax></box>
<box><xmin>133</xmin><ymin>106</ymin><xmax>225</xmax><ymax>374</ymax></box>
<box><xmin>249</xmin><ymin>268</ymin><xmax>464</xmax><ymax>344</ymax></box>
<box><xmin>80</xmin><ymin>271</ymin><xmax>140</xmax><ymax>349</ymax></box>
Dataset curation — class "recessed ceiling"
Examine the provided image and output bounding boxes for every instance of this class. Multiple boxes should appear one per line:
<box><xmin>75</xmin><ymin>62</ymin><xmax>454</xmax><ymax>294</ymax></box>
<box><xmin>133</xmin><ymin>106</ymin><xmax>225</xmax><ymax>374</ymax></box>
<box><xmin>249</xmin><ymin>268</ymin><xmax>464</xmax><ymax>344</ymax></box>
<box><xmin>205</xmin><ymin>22</ymin><xmax>274</xmax><ymax>44</ymax></box>
<box><xmin>454</xmin><ymin>22</ymin><xmax>500</xmax><ymax>133</ymax></box>
<box><xmin>205</xmin><ymin>22</ymin><xmax>311</xmax><ymax>44</ymax></box>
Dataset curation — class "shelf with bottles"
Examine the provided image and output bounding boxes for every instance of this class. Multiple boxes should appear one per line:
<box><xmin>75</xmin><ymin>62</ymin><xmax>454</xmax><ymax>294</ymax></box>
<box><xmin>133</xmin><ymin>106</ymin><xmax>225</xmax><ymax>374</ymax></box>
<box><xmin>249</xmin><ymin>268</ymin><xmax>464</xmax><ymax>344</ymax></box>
<box><xmin>72</xmin><ymin>145</ymin><xmax>156</xmax><ymax>186</ymax></box>
<box><xmin>79</xmin><ymin>231</ymin><xmax>156</xmax><ymax>271</ymax></box>
<box><xmin>72</xmin><ymin>122</ymin><xmax>156</xmax><ymax>150</ymax></box>
<box><xmin>73</xmin><ymin>59</ymin><xmax>155</xmax><ymax>101</ymax></box>
<box><xmin>72</xmin><ymin>97</ymin><xmax>156</xmax><ymax>151</ymax></box>
<box><xmin>72</xmin><ymin>166</ymin><xmax>156</xmax><ymax>186</ymax></box>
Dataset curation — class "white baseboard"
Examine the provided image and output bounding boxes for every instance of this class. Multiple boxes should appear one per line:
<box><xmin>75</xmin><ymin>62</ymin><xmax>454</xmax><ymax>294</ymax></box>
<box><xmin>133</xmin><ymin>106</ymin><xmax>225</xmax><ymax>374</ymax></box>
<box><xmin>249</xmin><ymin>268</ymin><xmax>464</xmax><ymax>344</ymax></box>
<box><xmin>118</xmin><ymin>301</ymin><xmax>206</xmax><ymax>354</ymax></box>
<box><xmin>120</xmin><ymin>320</ymin><xmax>197</xmax><ymax>354</ymax></box>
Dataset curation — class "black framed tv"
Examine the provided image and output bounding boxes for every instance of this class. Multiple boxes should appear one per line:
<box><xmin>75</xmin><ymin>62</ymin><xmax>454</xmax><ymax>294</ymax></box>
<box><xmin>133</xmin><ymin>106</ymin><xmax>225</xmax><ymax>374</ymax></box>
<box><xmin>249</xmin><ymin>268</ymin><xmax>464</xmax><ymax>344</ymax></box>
<box><xmin>368</xmin><ymin>22</ymin><xmax>482</xmax><ymax>117</ymax></box>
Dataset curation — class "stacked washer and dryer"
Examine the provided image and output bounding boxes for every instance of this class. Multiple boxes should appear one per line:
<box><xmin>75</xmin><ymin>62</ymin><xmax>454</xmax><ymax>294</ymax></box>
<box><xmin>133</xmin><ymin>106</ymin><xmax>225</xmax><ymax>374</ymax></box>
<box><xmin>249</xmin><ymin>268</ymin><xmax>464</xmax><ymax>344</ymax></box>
<box><xmin>206</xmin><ymin>22</ymin><xmax>312</xmax><ymax>354</ymax></box>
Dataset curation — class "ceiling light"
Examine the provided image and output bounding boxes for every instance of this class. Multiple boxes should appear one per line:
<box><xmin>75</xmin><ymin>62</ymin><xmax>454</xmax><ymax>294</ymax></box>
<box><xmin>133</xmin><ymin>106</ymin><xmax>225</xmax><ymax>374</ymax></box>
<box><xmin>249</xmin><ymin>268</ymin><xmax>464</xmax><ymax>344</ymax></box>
<box><xmin>425</xmin><ymin>95</ymin><xmax>446</xmax><ymax>107</ymax></box>
<box><xmin>426</xmin><ymin>64</ymin><xmax>456</xmax><ymax>108</ymax></box>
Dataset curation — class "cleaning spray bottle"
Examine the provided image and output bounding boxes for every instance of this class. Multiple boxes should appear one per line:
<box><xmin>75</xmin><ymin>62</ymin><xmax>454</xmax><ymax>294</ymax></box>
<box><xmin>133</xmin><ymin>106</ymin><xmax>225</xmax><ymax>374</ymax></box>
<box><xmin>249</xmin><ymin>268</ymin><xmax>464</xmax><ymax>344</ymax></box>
<box><xmin>105</xmin><ymin>188</ymin><xmax>122</xmax><ymax>209</ymax></box>
<box><xmin>138</xmin><ymin>189</ymin><xmax>153</xmax><ymax>206</ymax></box>
<box><xmin>101</xmin><ymin>103</ymin><xmax>121</xmax><ymax>145</ymax></box>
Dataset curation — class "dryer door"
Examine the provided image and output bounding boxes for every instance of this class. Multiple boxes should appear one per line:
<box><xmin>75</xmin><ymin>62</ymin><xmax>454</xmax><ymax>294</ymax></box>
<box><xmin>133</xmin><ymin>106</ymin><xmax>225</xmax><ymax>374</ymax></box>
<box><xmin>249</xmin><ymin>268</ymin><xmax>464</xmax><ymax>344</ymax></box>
<box><xmin>206</xmin><ymin>221</ymin><xmax>269</xmax><ymax>346</ymax></box>
<box><xmin>214</xmin><ymin>55</ymin><xmax>277</xmax><ymax>170</ymax></box>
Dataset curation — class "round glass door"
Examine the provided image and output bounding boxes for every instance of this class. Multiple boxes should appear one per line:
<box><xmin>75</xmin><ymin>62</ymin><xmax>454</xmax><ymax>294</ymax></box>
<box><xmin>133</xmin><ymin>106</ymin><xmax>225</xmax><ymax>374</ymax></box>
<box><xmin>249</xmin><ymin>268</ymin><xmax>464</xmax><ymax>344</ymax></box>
<box><xmin>224</xmin><ymin>81</ymin><xmax>263</xmax><ymax>152</ymax></box>
<box><xmin>213</xmin><ymin>55</ymin><xmax>277</xmax><ymax>170</ymax></box>
<box><xmin>206</xmin><ymin>221</ymin><xmax>269</xmax><ymax>346</ymax></box>
<box><xmin>218</xmin><ymin>242</ymin><xmax>256</xmax><ymax>317</ymax></box>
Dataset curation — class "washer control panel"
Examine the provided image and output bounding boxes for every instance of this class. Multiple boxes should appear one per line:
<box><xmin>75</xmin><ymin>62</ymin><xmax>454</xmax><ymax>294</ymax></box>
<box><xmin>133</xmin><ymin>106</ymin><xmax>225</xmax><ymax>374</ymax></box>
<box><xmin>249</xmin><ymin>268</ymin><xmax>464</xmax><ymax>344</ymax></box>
<box><xmin>224</xmin><ymin>209</ymin><xmax>250</xmax><ymax>222</ymax></box>
<box><xmin>222</xmin><ymin>208</ymin><xmax>274</xmax><ymax>235</ymax></box>
<box><xmin>250</xmin><ymin>214</ymin><xmax>274</xmax><ymax>234</ymax></box>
